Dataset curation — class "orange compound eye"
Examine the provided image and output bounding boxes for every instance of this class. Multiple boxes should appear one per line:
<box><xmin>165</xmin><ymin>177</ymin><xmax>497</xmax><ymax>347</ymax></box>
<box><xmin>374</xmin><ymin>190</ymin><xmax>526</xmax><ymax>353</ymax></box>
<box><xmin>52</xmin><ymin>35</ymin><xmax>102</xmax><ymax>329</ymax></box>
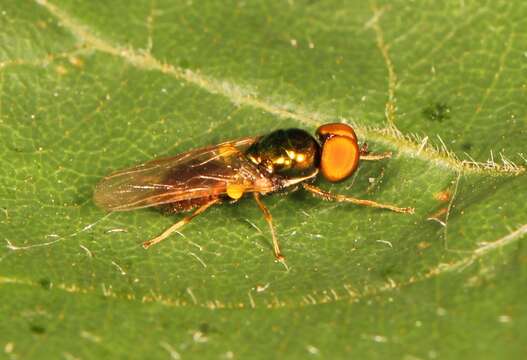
<box><xmin>316</xmin><ymin>123</ymin><xmax>357</xmax><ymax>142</ymax></box>
<box><xmin>319</xmin><ymin>135</ymin><xmax>359</xmax><ymax>182</ymax></box>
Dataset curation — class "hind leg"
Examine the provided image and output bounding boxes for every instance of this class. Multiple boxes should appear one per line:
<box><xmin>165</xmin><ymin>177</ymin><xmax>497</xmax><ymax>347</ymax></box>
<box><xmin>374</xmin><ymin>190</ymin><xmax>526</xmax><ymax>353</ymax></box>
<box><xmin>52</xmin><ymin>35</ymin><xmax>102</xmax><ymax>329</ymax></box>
<box><xmin>143</xmin><ymin>198</ymin><xmax>220</xmax><ymax>249</ymax></box>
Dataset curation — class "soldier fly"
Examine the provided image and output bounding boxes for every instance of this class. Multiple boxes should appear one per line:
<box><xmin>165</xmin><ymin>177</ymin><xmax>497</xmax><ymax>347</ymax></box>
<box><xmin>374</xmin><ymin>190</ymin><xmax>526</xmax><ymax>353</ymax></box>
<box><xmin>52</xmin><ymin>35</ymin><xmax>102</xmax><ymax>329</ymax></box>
<box><xmin>94</xmin><ymin>123</ymin><xmax>414</xmax><ymax>261</ymax></box>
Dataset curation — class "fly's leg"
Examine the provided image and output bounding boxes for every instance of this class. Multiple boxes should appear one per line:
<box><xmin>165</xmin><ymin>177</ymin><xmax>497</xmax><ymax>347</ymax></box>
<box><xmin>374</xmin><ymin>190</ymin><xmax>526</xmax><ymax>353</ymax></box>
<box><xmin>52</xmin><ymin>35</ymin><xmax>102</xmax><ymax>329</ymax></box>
<box><xmin>361</xmin><ymin>152</ymin><xmax>392</xmax><ymax>161</ymax></box>
<box><xmin>253</xmin><ymin>193</ymin><xmax>284</xmax><ymax>261</ymax></box>
<box><xmin>359</xmin><ymin>143</ymin><xmax>392</xmax><ymax>160</ymax></box>
<box><xmin>142</xmin><ymin>198</ymin><xmax>220</xmax><ymax>249</ymax></box>
<box><xmin>302</xmin><ymin>183</ymin><xmax>414</xmax><ymax>214</ymax></box>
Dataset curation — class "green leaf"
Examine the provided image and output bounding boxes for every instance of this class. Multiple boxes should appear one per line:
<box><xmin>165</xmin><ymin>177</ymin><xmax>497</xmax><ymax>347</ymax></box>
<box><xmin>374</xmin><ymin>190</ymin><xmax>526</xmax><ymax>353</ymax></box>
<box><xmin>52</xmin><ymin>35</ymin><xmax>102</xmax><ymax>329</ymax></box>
<box><xmin>1</xmin><ymin>0</ymin><xmax>526</xmax><ymax>358</ymax></box>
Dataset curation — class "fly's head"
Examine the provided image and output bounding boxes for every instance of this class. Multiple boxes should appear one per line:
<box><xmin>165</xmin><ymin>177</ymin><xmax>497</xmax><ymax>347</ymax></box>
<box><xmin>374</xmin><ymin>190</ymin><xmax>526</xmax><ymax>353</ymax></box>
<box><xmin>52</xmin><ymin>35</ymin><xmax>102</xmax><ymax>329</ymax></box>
<box><xmin>315</xmin><ymin>123</ymin><xmax>360</xmax><ymax>182</ymax></box>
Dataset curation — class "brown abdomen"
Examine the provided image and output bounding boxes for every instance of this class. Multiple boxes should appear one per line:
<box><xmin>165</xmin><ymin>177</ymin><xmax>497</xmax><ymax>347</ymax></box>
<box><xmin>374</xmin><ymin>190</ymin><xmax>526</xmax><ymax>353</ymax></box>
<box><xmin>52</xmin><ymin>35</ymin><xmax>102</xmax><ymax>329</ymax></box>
<box><xmin>161</xmin><ymin>195</ymin><xmax>221</xmax><ymax>214</ymax></box>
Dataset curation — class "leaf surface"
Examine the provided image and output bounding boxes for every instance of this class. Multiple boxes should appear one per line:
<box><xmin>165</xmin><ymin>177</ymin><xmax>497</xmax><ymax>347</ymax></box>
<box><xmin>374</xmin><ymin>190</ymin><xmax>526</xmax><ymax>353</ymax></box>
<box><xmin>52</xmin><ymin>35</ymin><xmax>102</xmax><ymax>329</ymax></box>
<box><xmin>1</xmin><ymin>1</ymin><xmax>526</xmax><ymax>358</ymax></box>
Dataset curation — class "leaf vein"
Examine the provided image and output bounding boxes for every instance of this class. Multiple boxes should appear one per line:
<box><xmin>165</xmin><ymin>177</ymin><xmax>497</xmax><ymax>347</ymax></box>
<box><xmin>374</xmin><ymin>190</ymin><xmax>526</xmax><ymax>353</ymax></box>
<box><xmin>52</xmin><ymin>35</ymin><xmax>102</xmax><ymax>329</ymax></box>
<box><xmin>367</xmin><ymin>4</ymin><xmax>400</xmax><ymax>132</ymax></box>
<box><xmin>33</xmin><ymin>0</ymin><xmax>525</xmax><ymax>176</ymax></box>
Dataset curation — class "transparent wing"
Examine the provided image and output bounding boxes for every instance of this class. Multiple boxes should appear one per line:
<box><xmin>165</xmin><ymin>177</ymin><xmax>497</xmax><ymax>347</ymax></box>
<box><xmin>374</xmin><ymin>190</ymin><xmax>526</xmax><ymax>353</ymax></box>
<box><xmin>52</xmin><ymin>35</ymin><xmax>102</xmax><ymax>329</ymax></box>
<box><xmin>93</xmin><ymin>137</ymin><xmax>274</xmax><ymax>211</ymax></box>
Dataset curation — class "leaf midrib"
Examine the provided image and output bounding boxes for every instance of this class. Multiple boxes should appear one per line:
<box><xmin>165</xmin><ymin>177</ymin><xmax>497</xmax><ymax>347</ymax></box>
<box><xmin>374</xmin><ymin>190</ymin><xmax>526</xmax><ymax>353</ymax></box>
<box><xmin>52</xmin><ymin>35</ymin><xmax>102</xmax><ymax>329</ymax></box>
<box><xmin>33</xmin><ymin>0</ymin><xmax>525</xmax><ymax>176</ymax></box>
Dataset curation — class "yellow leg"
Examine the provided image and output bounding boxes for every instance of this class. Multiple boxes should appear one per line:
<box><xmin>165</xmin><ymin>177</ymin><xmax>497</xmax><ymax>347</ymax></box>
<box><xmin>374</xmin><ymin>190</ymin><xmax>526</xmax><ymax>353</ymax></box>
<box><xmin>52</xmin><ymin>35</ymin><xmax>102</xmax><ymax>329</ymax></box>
<box><xmin>360</xmin><ymin>152</ymin><xmax>392</xmax><ymax>161</ymax></box>
<box><xmin>359</xmin><ymin>143</ymin><xmax>391</xmax><ymax>160</ymax></box>
<box><xmin>142</xmin><ymin>199</ymin><xmax>220</xmax><ymax>249</ymax></box>
<box><xmin>253</xmin><ymin>193</ymin><xmax>284</xmax><ymax>261</ymax></box>
<box><xmin>302</xmin><ymin>183</ymin><xmax>414</xmax><ymax>214</ymax></box>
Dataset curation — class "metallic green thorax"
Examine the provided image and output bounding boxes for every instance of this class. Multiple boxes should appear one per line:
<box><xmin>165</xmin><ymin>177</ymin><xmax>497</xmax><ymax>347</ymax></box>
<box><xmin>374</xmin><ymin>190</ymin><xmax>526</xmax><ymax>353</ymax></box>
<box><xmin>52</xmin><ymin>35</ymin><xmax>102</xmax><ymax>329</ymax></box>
<box><xmin>245</xmin><ymin>129</ymin><xmax>320</xmax><ymax>178</ymax></box>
